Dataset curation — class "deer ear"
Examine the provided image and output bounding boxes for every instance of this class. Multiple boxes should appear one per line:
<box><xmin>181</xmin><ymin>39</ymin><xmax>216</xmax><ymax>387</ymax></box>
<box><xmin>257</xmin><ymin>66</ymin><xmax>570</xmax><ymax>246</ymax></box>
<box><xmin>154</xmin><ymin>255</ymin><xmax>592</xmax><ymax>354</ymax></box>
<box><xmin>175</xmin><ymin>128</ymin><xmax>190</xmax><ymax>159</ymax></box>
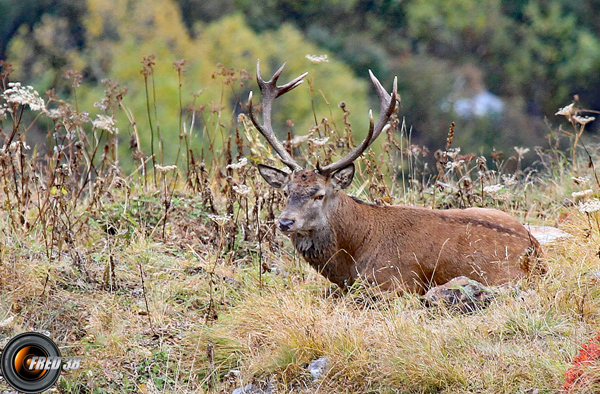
<box><xmin>330</xmin><ymin>163</ymin><xmax>355</xmax><ymax>190</ymax></box>
<box><xmin>258</xmin><ymin>164</ymin><xmax>290</xmax><ymax>189</ymax></box>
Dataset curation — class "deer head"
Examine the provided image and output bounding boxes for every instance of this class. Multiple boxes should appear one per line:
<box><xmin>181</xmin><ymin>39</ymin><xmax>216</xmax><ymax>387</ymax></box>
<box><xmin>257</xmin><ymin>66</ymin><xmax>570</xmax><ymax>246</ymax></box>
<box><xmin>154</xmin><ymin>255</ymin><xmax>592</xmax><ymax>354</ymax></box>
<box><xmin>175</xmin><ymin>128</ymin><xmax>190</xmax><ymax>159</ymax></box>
<box><xmin>248</xmin><ymin>61</ymin><xmax>398</xmax><ymax>234</ymax></box>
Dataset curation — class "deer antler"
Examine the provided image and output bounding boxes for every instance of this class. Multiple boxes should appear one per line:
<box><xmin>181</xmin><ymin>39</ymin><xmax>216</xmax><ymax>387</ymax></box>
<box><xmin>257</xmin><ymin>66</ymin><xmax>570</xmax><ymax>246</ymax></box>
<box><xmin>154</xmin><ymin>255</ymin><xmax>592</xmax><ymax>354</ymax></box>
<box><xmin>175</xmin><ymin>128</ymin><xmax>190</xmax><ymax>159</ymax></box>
<box><xmin>248</xmin><ymin>60</ymin><xmax>308</xmax><ymax>171</ymax></box>
<box><xmin>317</xmin><ymin>71</ymin><xmax>398</xmax><ymax>176</ymax></box>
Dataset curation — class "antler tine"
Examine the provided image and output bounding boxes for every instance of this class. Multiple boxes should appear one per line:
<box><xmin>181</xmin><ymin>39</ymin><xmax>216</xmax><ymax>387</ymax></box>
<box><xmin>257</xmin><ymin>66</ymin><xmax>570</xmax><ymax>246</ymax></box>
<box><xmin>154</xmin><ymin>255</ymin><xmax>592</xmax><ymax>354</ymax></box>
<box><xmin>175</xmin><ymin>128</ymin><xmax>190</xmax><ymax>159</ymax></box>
<box><xmin>317</xmin><ymin>71</ymin><xmax>397</xmax><ymax>176</ymax></box>
<box><xmin>368</xmin><ymin>71</ymin><xmax>398</xmax><ymax>146</ymax></box>
<box><xmin>257</xmin><ymin>62</ymin><xmax>307</xmax><ymax>98</ymax></box>
<box><xmin>249</xmin><ymin>60</ymin><xmax>308</xmax><ymax>171</ymax></box>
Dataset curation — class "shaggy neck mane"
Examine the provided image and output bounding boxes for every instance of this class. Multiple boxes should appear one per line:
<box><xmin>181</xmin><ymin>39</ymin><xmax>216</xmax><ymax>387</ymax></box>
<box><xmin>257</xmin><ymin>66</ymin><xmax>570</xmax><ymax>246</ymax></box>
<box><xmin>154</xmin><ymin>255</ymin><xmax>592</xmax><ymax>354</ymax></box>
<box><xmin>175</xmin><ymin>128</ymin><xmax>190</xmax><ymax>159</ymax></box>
<box><xmin>291</xmin><ymin>226</ymin><xmax>335</xmax><ymax>265</ymax></box>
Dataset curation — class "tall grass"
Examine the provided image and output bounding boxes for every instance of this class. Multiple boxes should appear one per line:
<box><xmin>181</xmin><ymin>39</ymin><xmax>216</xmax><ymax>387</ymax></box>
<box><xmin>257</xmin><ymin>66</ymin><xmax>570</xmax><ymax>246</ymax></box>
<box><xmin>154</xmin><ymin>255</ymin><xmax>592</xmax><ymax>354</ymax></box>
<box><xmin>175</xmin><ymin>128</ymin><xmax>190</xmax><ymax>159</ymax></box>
<box><xmin>0</xmin><ymin>58</ymin><xmax>599</xmax><ymax>393</ymax></box>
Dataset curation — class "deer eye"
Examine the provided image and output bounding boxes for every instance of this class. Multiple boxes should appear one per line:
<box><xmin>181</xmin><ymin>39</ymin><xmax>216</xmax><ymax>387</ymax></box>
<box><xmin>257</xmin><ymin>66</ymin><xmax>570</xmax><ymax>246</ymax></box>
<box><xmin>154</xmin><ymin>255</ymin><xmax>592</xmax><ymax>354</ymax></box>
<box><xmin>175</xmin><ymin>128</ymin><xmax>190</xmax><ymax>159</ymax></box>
<box><xmin>314</xmin><ymin>194</ymin><xmax>324</xmax><ymax>201</ymax></box>
<box><xmin>283</xmin><ymin>190</ymin><xmax>289</xmax><ymax>197</ymax></box>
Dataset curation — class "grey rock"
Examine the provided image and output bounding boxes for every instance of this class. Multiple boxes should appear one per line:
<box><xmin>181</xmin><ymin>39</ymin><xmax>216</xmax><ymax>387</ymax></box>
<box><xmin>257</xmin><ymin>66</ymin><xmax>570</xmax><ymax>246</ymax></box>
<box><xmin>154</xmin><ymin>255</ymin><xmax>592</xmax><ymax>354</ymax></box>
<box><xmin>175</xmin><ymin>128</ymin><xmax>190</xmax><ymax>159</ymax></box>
<box><xmin>423</xmin><ymin>276</ymin><xmax>495</xmax><ymax>313</ymax></box>
<box><xmin>308</xmin><ymin>357</ymin><xmax>330</xmax><ymax>380</ymax></box>
<box><xmin>232</xmin><ymin>381</ymin><xmax>272</xmax><ymax>394</ymax></box>
<box><xmin>525</xmin><ymin>225</ymin><xmax>571</xmax><ymax>245</ymax></box>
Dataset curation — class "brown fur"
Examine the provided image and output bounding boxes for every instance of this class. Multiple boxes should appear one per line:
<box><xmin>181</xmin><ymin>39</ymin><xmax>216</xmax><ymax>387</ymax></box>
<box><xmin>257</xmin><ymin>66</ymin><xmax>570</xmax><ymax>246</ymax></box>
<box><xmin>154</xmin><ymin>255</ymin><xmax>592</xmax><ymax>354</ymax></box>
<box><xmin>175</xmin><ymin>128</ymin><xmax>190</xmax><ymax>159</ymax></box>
<box><xmin>265</xmin><ymin>168</ymin><xmax>544</xmax><ymax>295</ymax></box>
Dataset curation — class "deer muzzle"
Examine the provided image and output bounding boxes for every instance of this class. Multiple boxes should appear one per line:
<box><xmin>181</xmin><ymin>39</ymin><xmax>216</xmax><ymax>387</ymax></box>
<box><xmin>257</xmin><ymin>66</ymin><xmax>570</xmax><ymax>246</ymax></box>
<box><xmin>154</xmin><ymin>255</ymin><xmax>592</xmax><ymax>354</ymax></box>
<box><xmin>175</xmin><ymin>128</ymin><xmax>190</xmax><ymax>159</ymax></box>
<box><xmin>278</xmin><ymin>218</ymin><xmax>295</xmax><ymax>232</ymax></box>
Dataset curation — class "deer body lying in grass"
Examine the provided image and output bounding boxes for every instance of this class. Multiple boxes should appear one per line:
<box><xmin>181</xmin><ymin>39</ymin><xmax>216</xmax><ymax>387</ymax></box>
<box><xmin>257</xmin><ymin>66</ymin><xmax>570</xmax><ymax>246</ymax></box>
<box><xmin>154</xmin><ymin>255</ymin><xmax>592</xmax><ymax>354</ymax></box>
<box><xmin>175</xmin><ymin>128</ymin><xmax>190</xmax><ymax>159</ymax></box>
<box><xmin>248</xmin><ymin>61</ymin><xmax>544</xmax><ymax>294</ymax></box>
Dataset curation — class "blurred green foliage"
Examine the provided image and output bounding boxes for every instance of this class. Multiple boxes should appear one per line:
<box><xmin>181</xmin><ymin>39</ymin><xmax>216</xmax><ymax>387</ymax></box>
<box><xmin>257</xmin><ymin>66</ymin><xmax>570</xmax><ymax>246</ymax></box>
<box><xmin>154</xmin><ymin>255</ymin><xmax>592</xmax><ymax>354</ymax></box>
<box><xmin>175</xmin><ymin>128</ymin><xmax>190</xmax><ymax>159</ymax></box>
<box><xmin>2</xmin><ymin>0</ymin><xmax>600</xmax><ymax>164</ymax></box>
<box><xmin>234</xmin><ymin>0</ymin><xmax>600</xmax><ymax>152</ymax></box>
<box><xmin>4</xmin><ymin>0</ymin><xmax>369</xmax><ymax>167</ymax></box>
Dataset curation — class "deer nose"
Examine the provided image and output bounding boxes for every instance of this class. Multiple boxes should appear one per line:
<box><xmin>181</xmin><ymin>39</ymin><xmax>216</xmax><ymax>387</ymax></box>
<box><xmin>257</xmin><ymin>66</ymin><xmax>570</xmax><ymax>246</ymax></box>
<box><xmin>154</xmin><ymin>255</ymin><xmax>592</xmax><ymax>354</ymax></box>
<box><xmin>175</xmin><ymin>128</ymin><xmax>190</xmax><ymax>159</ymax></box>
<box><xmin>278</xmin><ymin>218</ymin><xmax>295</xmax><ymax>232</ymax></box>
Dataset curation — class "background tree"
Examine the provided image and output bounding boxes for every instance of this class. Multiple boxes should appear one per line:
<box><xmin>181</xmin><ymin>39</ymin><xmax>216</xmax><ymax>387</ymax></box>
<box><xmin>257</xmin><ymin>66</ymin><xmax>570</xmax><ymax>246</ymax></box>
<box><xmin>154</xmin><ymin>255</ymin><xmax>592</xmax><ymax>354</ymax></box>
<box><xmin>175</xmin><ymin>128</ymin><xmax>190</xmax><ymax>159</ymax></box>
<box><xmin>4</xmin><ymin>0</ymin><xmax>370</xmax><ymax>168</ymax></box>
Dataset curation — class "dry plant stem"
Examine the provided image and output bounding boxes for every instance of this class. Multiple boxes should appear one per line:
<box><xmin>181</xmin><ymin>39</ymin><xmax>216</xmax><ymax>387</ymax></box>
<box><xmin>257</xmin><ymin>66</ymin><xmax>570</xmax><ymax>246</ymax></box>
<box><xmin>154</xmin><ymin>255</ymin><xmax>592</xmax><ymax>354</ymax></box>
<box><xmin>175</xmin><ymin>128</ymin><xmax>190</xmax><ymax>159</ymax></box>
<box><xmin>171</xmin><ymin>62</ymin><xmax>185</xmax><ymax>186</ymax></box>
<box><xmin>206</xmin><ymin>222</ymin><xmax>225</xmax><ymax>324</ymax></box>
<box><xmin>257</xmin><ymin>204</ymin><xmax>263</xmax><ymax>293</ymax></box>
<box><xmin>119</xmin><ymin>100</ymin><xmax>147</xmax><ymax>188</ymax></box>
<box><xmin>39</xmin><ymin>270</ymin><xmax>50</xmax><ymax>298</ymax></box>
<box><xmin>150</xmin><ymin>69</ymin><xmax>164</xmax><ymax>167</ymax></box>
<box><xmin>215</xmin><ymin>85</ymin><xmax>226</xmax><ymax>151</ymax></box>
<box><xmin>157</xmin><ymin>170</ymin><xmax>179</xmax><ymax>240</ymax></box>
<box><xmin>571</xmin><ymin>123</ymin><xmax>584</xmax><ymax>172</ymax></box>
<box><xmin>5</xmin><ymin>105</ymin><xmax>25</xmax><ymax>146</ymax></box>
<box><xmin>205</xmin><ymin>342</ymin><xmax>217</xmax><ymax>391</ymax></box>
<box><xmin>27</xmin><ymin>146</ymin><xmax>71</xmax><ymax>236</ymax></box>
<box><xmin>199</xmin><ymin>111</ymin><xmax>212</xmax><ymax>151</ymax></box>
<box><xmin>143</xmin><ymin>72</ymin><xmax>157</xmax><ymax>187</ymax></box>
<box><xmin>576</xmin><ymin>136</ymin><xmax>600</xmax><ymax>188</ymax></box>
<box><xmin>585</xmin><ymin>213</ymin><xmax>594</xmax><ymax>236</ymax></box>
<box><xmin>319</xmin><ymin>90</ymin><xmax>341</xmax><ymax>139</ymax></box>
<box><xmin>138</xmin><ymin>261</ymin><xmax>154</xmax><ymax>330</ymax></box>
<box><xmin>161</xmin><ymin>174</ymin><xmax>169</xmax><ymax>239</ymax></box>
<box><xmin>340</xmin><ymin>102</ymin><xmax>354</xmax><ymax>152</ymax></box>
<box><xmin>71</xmin><ymin>129</ymin><xmax>105</xmax><ymax>206</ymax></box>
<box><xmin>126</xmin><ymin>155</ymin><xmax>154</xmax><ymax>182</ymax></box>
<box><xmin>185</xmin><ymin>98</ymin><xmax>198</xmax><ymax>182</ymax></box>
<box><xmin>308</xmin><ymin>67</ymin><xmax>319</xmax><ymax>127</ymax></box>
<box><xmin>568</xmin><ymin>113</ymin><xmax>597</xmax><ymax>177</ymax></box>
<box><xmin>399</xmin><ymin>119</ymin><xmax>407</xmax><ymax>199</ymax></box>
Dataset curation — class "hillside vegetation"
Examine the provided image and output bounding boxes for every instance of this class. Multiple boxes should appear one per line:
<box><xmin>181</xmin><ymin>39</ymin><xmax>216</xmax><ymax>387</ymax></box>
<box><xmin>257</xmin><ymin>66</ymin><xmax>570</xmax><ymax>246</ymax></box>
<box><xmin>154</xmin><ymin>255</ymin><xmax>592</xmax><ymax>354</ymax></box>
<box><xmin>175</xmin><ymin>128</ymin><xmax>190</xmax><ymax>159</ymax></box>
<box><xmin>1</xmin><ymin>59</ymin><xmax>600</xmax><ymax>393</ymax></box>
<box><xmin>3</xmin><ymin>0</ymin><xmax>600</xmax><ymax>159</ymax></box>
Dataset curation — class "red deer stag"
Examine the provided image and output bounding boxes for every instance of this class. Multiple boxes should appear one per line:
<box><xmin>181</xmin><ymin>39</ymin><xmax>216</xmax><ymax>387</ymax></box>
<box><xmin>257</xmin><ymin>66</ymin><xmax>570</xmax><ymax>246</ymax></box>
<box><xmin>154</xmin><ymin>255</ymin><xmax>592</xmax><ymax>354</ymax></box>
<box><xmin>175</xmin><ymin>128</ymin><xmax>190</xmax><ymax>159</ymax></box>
<box><xmin>248</xmin><ymin>61</ymin><xmax>544</xmax><ymax>294</ymax></box>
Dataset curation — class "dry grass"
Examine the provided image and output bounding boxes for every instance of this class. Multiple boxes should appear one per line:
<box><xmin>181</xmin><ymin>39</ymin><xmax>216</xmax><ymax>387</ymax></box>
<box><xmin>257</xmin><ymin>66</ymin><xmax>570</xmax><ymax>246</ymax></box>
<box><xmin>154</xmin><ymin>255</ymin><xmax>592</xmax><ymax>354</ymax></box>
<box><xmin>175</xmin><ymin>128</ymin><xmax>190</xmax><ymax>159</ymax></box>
<box><xmin>1</xmin><ymin>60</ymin><xmax>600</xmax><ymax>393</ymax></box>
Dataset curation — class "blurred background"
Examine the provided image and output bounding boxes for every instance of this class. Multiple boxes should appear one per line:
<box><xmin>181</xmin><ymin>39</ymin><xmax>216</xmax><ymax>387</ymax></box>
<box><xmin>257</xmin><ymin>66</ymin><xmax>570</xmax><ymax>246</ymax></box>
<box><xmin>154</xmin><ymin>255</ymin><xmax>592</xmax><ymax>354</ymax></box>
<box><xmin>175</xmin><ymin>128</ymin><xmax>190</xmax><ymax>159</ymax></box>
<box><xmin>1</xmin><ymin>0</ymin><xmax>600</xmax><ymax>166</ymax></box>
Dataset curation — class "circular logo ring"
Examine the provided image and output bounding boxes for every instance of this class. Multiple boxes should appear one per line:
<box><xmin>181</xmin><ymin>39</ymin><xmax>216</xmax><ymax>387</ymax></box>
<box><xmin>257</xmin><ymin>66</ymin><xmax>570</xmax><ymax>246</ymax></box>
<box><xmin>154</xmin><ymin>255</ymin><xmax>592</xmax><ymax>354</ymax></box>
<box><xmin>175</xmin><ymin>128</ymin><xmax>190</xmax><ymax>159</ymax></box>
<box><xmin>1</xmin><ymin>332</ymin><xmax>62</xmax><ymax>393</ymax></box>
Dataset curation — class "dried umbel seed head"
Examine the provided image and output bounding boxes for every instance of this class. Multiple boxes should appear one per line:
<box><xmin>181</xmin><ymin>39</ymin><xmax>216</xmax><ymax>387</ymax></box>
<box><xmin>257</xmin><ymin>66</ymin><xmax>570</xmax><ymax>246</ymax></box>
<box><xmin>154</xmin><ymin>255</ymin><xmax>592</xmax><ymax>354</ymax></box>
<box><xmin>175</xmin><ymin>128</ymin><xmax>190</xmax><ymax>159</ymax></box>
<box><xmin>572</xmin><ymin>115</ymin><xmax>595</xmax><ymax>125</ymax></box>
<box><xmin>459</xmin><ymin>176</ymin><xmax>472</xmax><ymax>189</ymax></box>
<box><xmin>2</xmin><ymin>82</ymin><xmax>46</xmax><ymax>112</ymax></box>
<box><xmin>63</xmin><ymin>70</ymin><xmax>83</xmax><ymax>88</ymax></box>
<box><xmin>141</xmin><ymin>54</ymin><xmax>156</xmax><ymax>76</ymax></box>
<box><xmin>305</xmin><ymin>54</ymin><xmax>329</xmax><ymax>64</ymax></box>
<box><xmin>132</xmin><ymin>150</ymin><xmax>144</xmax><ymax>160</ymax></box>
<box><xmin>173</xmin><ymin>59</ymin><xmax>186</xmax><ymax>73</ymax></box>
<box><xmin>490</xmin><ymin>151</ymin><xmax>504</xmax><ymax>162</ymax></box>
<box><xmin>555</xmin><ymin>103</ymin><xmax>575</xmax><ymax>119</ymax></box>
<box><xmin>55</xmin><ymin>164</ymin><xmax>71</xmax><ymax>177</ymax></box>
<box><xmin>156</xmin><ymin>165</ymin><xmax>177</xmax><ymax>174</ymax></box>
<box><xmin>476</xmin><ymin>156</ymin><xmax>487</xmax><ymax>171</ymax></box>
<box><xmin>514</xmin><ymin>146</ymin><xmax>530</xmax><ymax>157</ymax></box>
